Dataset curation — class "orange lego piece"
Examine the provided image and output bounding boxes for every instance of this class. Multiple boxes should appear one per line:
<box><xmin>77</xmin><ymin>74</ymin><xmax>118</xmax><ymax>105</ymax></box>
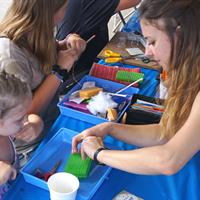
<box><xmin>107</xmin><ymin>108</ymin><xmax>118</xmax><ymax>121</ymax></box>
<box><xmin>79</xmin><ymin>87</ymin><xmax>103</xmax><ymax>99</ymax></box>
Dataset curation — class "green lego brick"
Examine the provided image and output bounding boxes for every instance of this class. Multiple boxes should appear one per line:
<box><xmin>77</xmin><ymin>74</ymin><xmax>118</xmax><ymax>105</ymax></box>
<box><xmin>116</xmin><ymin>71</ymin><xmax>144</xmax><ymax>82</ymax></box>
<box><xmin>65</xmin><ymin>153</ymin><xmax>92</xmax><ymax>178</ymax></box>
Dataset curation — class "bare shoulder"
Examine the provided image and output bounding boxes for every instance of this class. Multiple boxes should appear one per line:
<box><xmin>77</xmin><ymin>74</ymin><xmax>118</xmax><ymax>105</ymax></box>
<box><xmin>163</xmin><ymin>92</ymin><xmax>200</xmax><ymax>166</ymax></box>
<box><xmin>180</xmin><ymin>92</ymin><xmax>200</xmax><ymax>148</ymax></box>
<box><xmin>194</xmin><ymin>92</ymin><xmax>200</xmax><ymax>103</ymax></box>
<box><xmin>190</xmin><ymin>92</ymin><xmax>200</xmax><ymax>115</ymax></box>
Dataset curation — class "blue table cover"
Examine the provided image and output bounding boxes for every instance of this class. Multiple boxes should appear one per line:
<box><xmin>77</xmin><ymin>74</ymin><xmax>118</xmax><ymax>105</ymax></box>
<box><xmin>5</xmin><ymin>114</ymin><xmax>200</xmax><ymax>200</ymax></box>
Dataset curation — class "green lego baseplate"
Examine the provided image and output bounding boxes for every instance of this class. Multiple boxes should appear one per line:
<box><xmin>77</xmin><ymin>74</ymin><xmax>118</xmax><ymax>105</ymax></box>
<box><xmin>65</xmin><ymin>153</ymin><xmax>92</xmax><ymax>178</ymax></box>
<box><xmin>116</xmin><ymin>70</ymin><xmax>144</xmax><ymax>82</ymax></box>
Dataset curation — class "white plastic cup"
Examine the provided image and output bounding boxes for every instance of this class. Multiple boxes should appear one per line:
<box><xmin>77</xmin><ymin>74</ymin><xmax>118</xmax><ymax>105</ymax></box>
<box><xmin>47</xmin><ymin>172</ymin><xmax>79</xmax><ymax>200</ymax></box>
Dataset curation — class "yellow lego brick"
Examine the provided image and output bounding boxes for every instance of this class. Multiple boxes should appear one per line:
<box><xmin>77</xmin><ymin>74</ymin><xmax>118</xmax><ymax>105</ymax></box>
<box><xmin>107</xmin><ymin>108</ymin><xmax>118</xmax><ymax>121</ymax></box>
<box><xmin>79</xmin><ymin>87</ymin><xmax>103</xmax><ymax>99</ymax></box>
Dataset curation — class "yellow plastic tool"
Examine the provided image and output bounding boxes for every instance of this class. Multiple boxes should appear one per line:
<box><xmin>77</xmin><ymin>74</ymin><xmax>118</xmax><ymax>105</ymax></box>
<box><xmin>104</xmin><ymin>50</ymin><xmax>122</xmax><ymax>63</ymax></box>
<box><xmin>104</xmin><ymin>49</ymin><xmax>152</xmax><ymax>64</ymax></box>
<box><xmin>104</xmin><ymin>50</ymin><xmax>121</xmax><ymax>57</ymax></box>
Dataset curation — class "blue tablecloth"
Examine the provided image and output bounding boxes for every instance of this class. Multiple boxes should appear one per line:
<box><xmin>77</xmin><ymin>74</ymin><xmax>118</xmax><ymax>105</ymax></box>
<box><xmin>5</xmin><ymin>114</ymin><xmax>200</xmax><ymax>200</ymax></box>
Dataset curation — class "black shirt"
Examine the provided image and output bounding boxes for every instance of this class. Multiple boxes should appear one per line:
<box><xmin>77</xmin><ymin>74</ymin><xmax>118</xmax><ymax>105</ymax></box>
<box><xmin>56</xmin><ymin>0</ymin><xmax>120</xmax><ymax>73</ymax></box>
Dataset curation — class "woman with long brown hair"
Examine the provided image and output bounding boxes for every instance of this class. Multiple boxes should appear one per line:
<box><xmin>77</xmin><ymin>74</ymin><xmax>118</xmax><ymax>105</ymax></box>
<box><xmin>72</xmin><ymin>0</ymin><xmax>200</xmax><ymax>175</ymax></box>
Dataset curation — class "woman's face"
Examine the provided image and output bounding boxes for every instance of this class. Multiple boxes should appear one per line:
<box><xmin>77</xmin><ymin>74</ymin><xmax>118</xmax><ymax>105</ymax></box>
<box><xmin>53</xmin><ymin>1</ymin><xmax>68</xmax><ymax>26</ymax></box>
<box><xmin>141</xmin><ymin>19</ymin><xmax>171</xmax><ymax>71</ymax></box>
<box><xmin>0</xmin><ymin>98</ymin><xmax>31</xmax><ymax>137</ymax></box>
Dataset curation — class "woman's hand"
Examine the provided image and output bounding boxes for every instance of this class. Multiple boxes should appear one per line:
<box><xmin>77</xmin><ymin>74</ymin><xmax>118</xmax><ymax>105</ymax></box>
<box><xmin>57</xmin><ymin>33</ymin><xmax>86</xmax><ymax>56</ymax></box>
<box><xmin>72</xmin><ymin>122</ymin><xmax>112</xmax><ymax>154</ymax></box>
<box><xmin>14</xmin><ymin>114</ymin><xmax>43</xmax><ymax>143</ymax></box>
<box><xmin>0</xmin><ymin>161</ymin><xmax>17</xmax><ymax>185</ymax></box>
<box><xmin>81</xmin><ymin>136</ymin><xmax>104</xmax><ymax>160</ymax></box>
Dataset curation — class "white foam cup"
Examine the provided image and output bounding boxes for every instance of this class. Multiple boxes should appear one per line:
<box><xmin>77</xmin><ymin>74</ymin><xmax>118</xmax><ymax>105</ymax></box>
<box><xmin>47</xmin><ymin>172</ymin><xmax>79</xmax><ymax>200</ymax></box>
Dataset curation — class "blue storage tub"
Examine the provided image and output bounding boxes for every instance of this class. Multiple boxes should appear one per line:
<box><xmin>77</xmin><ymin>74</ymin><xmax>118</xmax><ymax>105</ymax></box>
<box><xmin>58</xmin><ymin>75</ymin><xmax>139</xmax><ymax>125</ymax></box>
<box><xmin>98</xmin><ymin>60</ymin><xmax>160</xmax><ymax>97</ymax></box>
<box><xmin>21</xmin><ymin>128</ymin><xmax>112</xmax><ymax>200</ymax></box>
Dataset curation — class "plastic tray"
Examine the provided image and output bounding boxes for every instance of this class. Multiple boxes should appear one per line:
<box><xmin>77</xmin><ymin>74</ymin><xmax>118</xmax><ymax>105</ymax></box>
<box><xmin>21</xmin><ymin>128</ymin><xmax>112</xmax><ymax>200</ymax></box>
<box><xmin>58</xmin><ymin>75</ymin><xmax>139</xmax><ymax>125</ymax></box>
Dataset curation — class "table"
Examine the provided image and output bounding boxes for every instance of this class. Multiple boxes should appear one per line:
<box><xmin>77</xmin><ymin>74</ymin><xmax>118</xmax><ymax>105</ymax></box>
<box><xmin>5</xmin><ymin>115</ymin><xmax>200</xmax><ymax>200</ymax></box>
<box><xmin>98</xmin><ymin>32</ymin><xmax>161</xmax><ymax>71</ymax></box>
<box><xmin>3</xmin><ymin>30</ymin><xmax>199</xmax><ymax>199</ymax></box>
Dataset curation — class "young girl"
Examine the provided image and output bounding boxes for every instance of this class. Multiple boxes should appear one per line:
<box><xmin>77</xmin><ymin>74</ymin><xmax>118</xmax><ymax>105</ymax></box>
<box><xmin>0</xmin><ymin>71</ymin><xmax>43</xmax><ymax>199</ymax></box>
<box><xmin>72</xmin><ymin>0</ymin><xmax>200</xmax><ymax>175</ymax></box>
<box><xmin>0</xmin><ymin>0</ymin><xmax>86</xmax><ymax>160</ymax></box>
<box><xmin>0</xmin><ymin>0</ymin><xmax>86</xmax><ymax>125</ymax></box>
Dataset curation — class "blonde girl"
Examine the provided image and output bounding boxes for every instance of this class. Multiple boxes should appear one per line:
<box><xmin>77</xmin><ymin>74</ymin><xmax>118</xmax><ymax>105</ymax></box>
<box><xmin>0</xmin><ymin>71</ymin><xmax>43</xmax><ymax>199</ymax></box>
<box><xmin>0</xmin><ymin>0</ymin><xmax>86</xmax><ymax>125</ymax></box>
<box><xmin>0</xmin><ymin>0</ymin><xmax>86</xmax><ymax>158</ymax></box>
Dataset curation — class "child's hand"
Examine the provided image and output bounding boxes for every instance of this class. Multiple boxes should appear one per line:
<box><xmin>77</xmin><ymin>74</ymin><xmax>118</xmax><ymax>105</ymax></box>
<box><xmin>14</xmin><ymin>114</ymin><xmax>43</xmax><ymax>143</ymax></box>
<box><xmin>0</xmin><ymin>161</ymin><xmax>17</xmax><ymax>185</ymax></box>
<box><xmin>66</xmin><ymin>34</ymin><xmax>86</xmax><ymax>54</ymax></box>
<box><xmin>57</xmin><ymin>48</ymin><xmax>79</xmax><ymax>72</ymax></box>
<box><xmin>57</xmin><ymin>33</ymin><xmax>86</xmax><ymax>56</ymax></box>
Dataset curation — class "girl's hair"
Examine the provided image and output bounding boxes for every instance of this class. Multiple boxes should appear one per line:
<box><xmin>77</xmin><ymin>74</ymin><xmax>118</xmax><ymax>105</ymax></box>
<box><xmin>0</xmin><ymin>71</ymin><xmax>32</xmax><ymax>119</ymax></box>
<box><xmin>139</xmin><ymin>0</ymin><xmax>200</xmax><ymax>139</ymax></box>
<box><xmin>0</xmin><ymin>0</ymin><xmax>67</xmax><ymax>74</ymax></box>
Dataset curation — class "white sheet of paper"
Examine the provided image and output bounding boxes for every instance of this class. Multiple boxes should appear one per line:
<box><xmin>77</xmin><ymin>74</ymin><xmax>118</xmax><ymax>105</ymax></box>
<box><xmin>126</xmin><ymin>48</ymin><xmax>144</xmax><ymax>56</ymax></box>
<box><xmin>112</xmin><ymin>190</ymin><xmax>144</xmax><ymax>200</ymax></box>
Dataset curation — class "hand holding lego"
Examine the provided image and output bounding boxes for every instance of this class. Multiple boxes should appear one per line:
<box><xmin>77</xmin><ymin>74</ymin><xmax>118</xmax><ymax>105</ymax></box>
<box><xmin>72</xmin><ymin>122</ymin><xmax>111</xmax><ymax>154</ymax></box>
<box><xmin>81</xmin><ymin>136</ymin><xmax>104</xmax><ymax>160</ymax></box>
<box><xmin>14</xmin><ymin>114</ymin><xmax>43</xmax><ymax>143</ymax></box>
<box><xmin>0</xmin><ymin>161</ymin><xmax>17</xmax><ymax>185</ymax></box>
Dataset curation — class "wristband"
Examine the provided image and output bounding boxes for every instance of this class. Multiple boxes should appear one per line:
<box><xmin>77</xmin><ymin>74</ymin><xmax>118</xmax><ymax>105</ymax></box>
<box><xmin>52</xmin><ymin>64</ymin><xmax>69</xmax><ymax>82</ymax></box>
<box><xmin>93</xmin><ymin>147</ymin><xmax>108</xmax><ymax>165</ymax></box>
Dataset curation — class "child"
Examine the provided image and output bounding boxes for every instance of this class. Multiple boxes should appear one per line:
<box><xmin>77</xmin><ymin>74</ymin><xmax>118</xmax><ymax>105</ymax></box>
<box><xmin>0</xmin><ymin>0</ymin><xmax>86</xmax><ymax>165</ymax></box>
<box><xmin>0</xmin><ymin>71</ymin><xmax>43</xmax><ymax>199</ymax></box>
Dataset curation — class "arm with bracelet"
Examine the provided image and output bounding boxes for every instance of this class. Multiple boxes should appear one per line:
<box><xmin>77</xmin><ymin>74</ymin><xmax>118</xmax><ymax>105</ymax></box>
<box><xmin>29</xmin><ymin>38</ymin><xmax>81</xmax><ymax>114</ymax></box>
<box><xmin>51</xmin><ymin>64</ymin><xmax>69</xmax><ymax>83</ymax></box>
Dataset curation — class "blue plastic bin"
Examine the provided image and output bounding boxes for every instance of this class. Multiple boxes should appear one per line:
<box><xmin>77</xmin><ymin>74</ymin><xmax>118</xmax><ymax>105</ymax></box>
<box><xmin>58</xmin><ymin>75</ymin><xmax>139</xmax><ymax>125</ymax></box>
<box><xmin>98</xmin><ymin>60</ymin><xmax>160</xmax><ymax>97</ymax></box>
<box><xmin>21</xmin><ymin>128</ymin><xmax>113</xmax><ymax>200</ymax></box>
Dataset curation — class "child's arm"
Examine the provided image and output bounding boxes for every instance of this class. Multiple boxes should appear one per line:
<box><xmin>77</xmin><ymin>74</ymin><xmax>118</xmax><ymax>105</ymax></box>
<box><xmin>14</xmin><ymin>114</ymin><xmax>44</xmax><ymax>143</ymax></box>
<box><xmin>0</xmin><ymin>161</ymin><xmax>17</xmax><ymax>185</ymax></box>
<box><xmin>27</xmin><ymin>48</ymin><xmax>79</xmax><ymax>115</ymax></box>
